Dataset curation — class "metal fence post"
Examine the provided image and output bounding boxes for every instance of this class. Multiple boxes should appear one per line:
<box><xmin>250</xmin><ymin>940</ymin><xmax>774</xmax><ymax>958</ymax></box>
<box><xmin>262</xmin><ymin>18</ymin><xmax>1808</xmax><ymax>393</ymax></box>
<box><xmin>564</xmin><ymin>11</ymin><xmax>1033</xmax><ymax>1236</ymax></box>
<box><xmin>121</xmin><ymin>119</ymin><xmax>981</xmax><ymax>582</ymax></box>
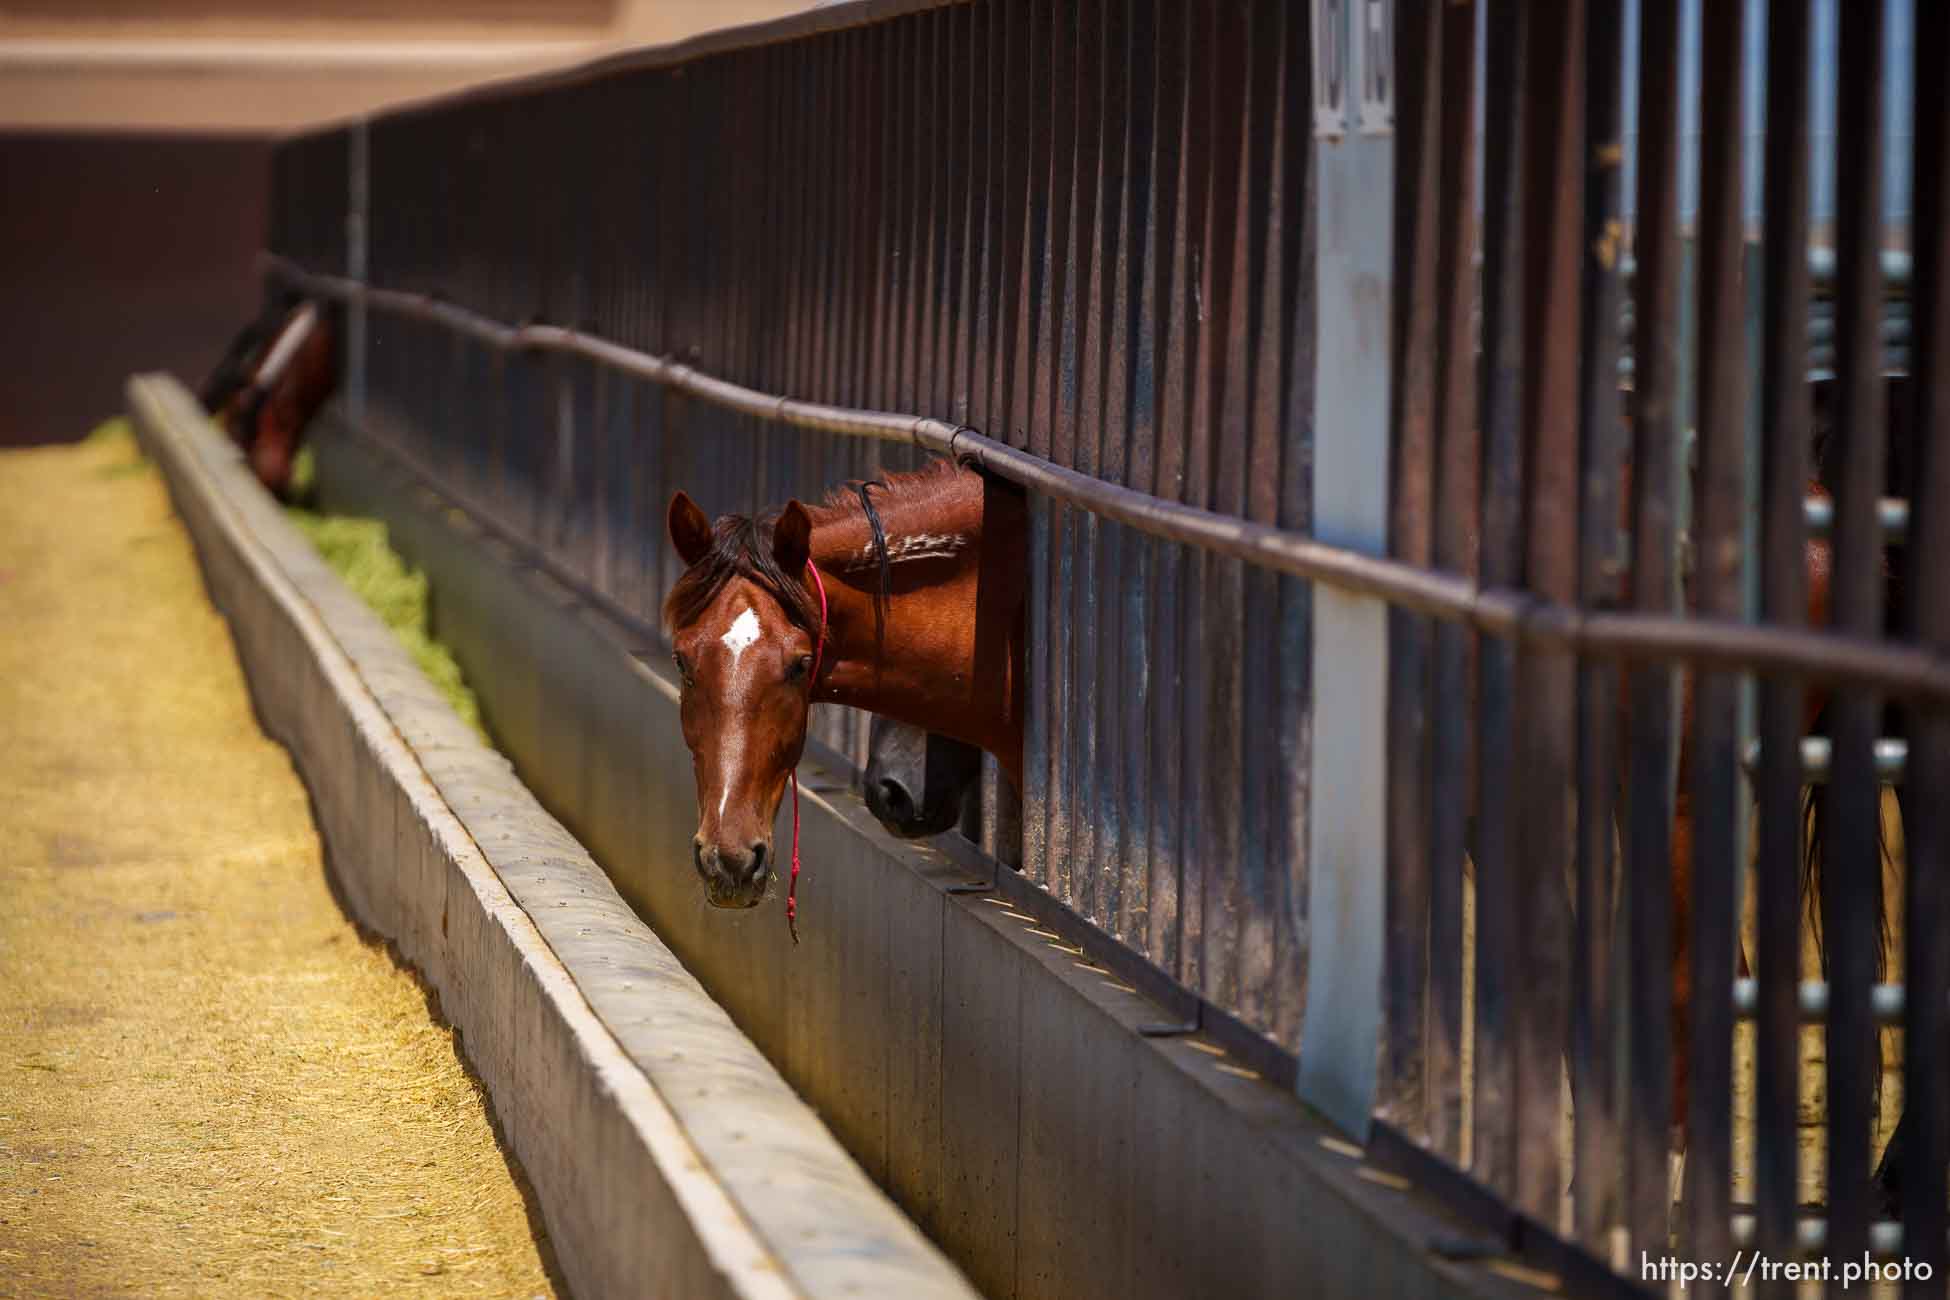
<box><xmin>1298</xmin><ymin>0</ymin><xmax>1393</xmax><ymax>1140</ymax></box>
<box><xmin>348</xmin><ymin>118</ymin><xmax>370</xmax><ymax>426</ymax></box>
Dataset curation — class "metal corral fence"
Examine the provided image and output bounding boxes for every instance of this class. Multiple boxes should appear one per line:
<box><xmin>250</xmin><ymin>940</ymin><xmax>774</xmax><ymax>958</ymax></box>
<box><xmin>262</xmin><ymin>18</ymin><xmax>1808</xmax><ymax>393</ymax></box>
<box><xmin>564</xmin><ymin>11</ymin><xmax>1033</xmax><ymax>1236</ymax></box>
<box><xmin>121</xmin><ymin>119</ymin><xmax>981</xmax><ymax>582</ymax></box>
<box><xmin>266</xmin><ymin>0</ymin><xmax>1948</xmax><ymax>1293</ymax></box>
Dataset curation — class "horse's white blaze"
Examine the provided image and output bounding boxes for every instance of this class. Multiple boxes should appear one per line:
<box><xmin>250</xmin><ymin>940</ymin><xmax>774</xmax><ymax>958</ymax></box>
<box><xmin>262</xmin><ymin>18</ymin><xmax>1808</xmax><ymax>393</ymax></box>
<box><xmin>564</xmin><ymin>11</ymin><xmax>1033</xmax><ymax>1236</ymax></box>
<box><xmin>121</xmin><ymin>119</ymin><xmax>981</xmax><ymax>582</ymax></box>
<box><xmin>710</xmin><ymin>605</ymin><xmax>764</xmax><ymax>832</ymax></box>
<box><xmin>720</xmin><ymin>607</ymin><xmax>762</xmax><ymax>665</ymax></box>
<box><xmin>250</xmin><ymin>302</ymin><xmax>319</xmax><ymax>390</ymax></box>
<box><xmin>715</xmin><ymin>721</ymin><xmax>744</xmax><ymax>826</ymax></box>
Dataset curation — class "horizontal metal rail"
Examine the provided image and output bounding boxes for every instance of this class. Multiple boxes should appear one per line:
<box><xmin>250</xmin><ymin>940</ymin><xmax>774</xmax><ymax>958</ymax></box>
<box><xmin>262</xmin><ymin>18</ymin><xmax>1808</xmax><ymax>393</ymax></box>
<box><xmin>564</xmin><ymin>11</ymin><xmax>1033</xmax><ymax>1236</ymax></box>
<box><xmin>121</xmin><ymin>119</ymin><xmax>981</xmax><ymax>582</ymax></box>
<box><xmin>268</xmin><ymin>252</ymin><xmax>1950</xmax><ymax>707</ymax></box>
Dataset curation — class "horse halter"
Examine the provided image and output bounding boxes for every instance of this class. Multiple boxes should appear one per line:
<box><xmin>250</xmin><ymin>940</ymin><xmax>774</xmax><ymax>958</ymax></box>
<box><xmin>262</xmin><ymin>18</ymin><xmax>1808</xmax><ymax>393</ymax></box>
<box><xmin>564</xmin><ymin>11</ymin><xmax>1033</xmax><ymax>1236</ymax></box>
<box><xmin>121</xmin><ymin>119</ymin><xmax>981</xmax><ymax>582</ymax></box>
<box><xmin>785</xmin><ymin>558</ymin><xmax>829</xmax><ymax>944</ymax></box>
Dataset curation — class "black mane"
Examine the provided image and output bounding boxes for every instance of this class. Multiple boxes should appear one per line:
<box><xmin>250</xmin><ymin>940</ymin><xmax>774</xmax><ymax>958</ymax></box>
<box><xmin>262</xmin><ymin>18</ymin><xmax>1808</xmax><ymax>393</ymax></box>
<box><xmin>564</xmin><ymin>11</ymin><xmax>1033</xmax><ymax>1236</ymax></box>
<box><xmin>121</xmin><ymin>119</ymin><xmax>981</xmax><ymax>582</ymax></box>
<box><xmin>663</xmin><ymin>510</ymin><xmax>821</xmax><ymax>635</ymax></box>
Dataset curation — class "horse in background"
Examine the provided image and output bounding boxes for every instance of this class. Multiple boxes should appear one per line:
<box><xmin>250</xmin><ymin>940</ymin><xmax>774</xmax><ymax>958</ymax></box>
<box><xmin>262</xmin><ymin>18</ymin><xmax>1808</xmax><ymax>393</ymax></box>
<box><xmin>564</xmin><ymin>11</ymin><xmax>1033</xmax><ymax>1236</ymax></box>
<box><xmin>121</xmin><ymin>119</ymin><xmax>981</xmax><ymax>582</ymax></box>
<box><xmin>863</xmin><ymin>716</ymin><xmax>985</xmax><ymax>841</ymax></box>
<box><xmin>200</xmin><ymin>294</ymin><xmax>337</xmax><ymax>501</ymax></box>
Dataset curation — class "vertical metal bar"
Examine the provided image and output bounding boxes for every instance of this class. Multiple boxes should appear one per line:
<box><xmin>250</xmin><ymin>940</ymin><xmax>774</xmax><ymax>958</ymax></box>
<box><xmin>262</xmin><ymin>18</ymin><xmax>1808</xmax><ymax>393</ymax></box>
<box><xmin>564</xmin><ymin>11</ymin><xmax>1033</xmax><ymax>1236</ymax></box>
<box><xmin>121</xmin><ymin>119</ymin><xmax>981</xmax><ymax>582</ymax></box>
<box><xmin>1514</xmin><ymin>0</ymin><xmax>1581</xmax><ymax>1226</ymax></box>
<box><xmin>1172</xmin><ymin>0</ymin><xmax>1215</xmax><ymax>995</ymax></box>
<box><xmin>347</xmin><ymin>119</ymin><xmax>369</xmax><ymax>427</ymax></box>
<box><xmin>1144</xmin><ymin>0</ymin><xmax>1192</xmax><ymax>979</ymax></box>
<box><xmin>720</xmin><ymin>58</ymin><xmax>752</xmax><ymax>515</ymax></box>
<box><xmin>1824</xmin><ymin>0</ymin><xmax>1887</xmax><ymax>1282</ymax></box>
<box><xmin>955</xmin><ymin>0</ymin><xmax>986</xmax><ymax>434</ymax></box>
<box><xmin>1196</xmin><ymin>0</ymin><xmax>1249</xmax><ymax>1013</ymax></box>
<box><xmin>1298</xmin><ymin>0</ymin><xmax>1391</xmax><ymax>1140</ymax></box>
<box><xmin>1625</xmin><ymin>0</ymin><xmax>1682</xmax><ymax>1256</ymax></box>
<box><xmin>1118</xmin><ymin>0</ymin><xmax>1161</xmax><ymax>947</ymax></box>
<box><xmin>962</xmin><ymin>2</ymin><xmax>1007</xmax><ymax>860</ymax></box>
<box><xmin>867</xmin><ymin>23</ymin><xmax>899</xmax><ymax>442</ymax></box>
<box><xmin>912</xmin><ymin>13</ymin><xmax>941</xmax><ymax>433</ymax></box>
<box><xmin>1233</xmin><ymin>0</ymin><xmax>1291</xmax><ymax>1043</ymax></box>
<box><xmin>1899</xmin><ymin>5</ymin><xmax>1950</xmax><ymax>1289</ymax></box>
<box><xmin>1041</xmin><ymin>0</ymin><xmax>1079</xmax><ymax>907</ymax></box>
<box><xmin>1014</xmin><ymin>0</ymin><xmax>1054</xmax><ymax>886</ymax></box>
<box><xmin>1681</xmin><ymin>0</ymin><xmax>1747</xmax><ymax>1283</ymax></box>
<box><xmin>1269</xmin><ymin>0</ymin><xmax>1316</xmax><ymax>1054</ymax></box>
<box><xmin>1572</xmin><ymin>0</ymin><xmax>1627</xmax><ymax>1255</ymax></box>
<box><xmin>993</xmin><ymin>0</ymin><xmax>1031</xmax><ymax>443</ymax></box>
<box><xmin>937</xmin><ymin>5</ymin><xmax>970</xmax><ymax>430</ymax></box>
<box><xmin>1091</xmin><ymin>0</ymin><xmax>1133</xmax><ymax>936</ymax></box>
<box><xmin>1471</xmin><ymin>0</ymin><xmax>1527</xmax><ymax>1200</ymax></box>
<box><xmin>1056</xmin><ymin>0</ymin><xmax>1099</xmax><ymax>920</ymax></box>
<box><xmin>1426</xmin><ymin>0</ymin><xmax>1478</xmax><ymax>1168</ymax></box>
<box><xmin>1069</xmin><ymin>0</ymin><xmax>1110</xmax><ymax>927</ymax></box>
<box><xmin>1381</xmin><ymin>0</ymin><xmax>1442</xmax><ymax>1136</ymax></box>
<box><xmin>749</xmin><ymin>48</ymin><xmax>780</xmax><ymax>515</ymax></box>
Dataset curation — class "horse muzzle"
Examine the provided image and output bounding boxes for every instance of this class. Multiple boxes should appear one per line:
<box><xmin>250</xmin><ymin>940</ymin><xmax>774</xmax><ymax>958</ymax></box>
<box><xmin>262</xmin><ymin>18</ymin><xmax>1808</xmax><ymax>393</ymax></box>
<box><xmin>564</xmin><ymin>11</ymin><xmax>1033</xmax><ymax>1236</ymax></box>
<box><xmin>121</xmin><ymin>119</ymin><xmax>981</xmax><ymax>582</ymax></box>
<box><xmin>693</xmin><ymin>835</ymin><xmax>772</xmax><ymax>909</ymax></box>
<box><xmin>865</xmin><ymin>774</ymin><xmax>961</xmax><ymax>839</ymax></box>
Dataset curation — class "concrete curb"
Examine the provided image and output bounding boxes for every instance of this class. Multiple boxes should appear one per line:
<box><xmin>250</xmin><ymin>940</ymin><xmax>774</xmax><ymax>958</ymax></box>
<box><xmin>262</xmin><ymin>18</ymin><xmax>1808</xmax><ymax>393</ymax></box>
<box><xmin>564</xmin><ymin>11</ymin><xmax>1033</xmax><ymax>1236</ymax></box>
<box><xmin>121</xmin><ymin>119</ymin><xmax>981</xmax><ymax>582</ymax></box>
<box><xmin>126</xmin><ymin>374</ymin><xmax>977</xmax><ymax>1300</ymax></box>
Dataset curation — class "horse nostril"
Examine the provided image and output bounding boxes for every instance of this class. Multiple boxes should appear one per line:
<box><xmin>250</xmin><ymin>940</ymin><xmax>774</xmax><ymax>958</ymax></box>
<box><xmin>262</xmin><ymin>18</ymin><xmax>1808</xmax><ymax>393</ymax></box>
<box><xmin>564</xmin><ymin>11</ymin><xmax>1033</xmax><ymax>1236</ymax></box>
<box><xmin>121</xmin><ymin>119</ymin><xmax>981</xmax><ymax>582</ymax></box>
<box><xmin>875</xmin><ymin>778</ymin><xmax>915</xmax><ymax>823</ymax></box>
<box><xmin>748</xmin><ymin>842</ymin><xmax>768</xmax><ymax>879</ymax></box>
<box><xmin>692</xmin><ymin>836</ymin><xmax>708</xmax><ymax>874</ymax></box>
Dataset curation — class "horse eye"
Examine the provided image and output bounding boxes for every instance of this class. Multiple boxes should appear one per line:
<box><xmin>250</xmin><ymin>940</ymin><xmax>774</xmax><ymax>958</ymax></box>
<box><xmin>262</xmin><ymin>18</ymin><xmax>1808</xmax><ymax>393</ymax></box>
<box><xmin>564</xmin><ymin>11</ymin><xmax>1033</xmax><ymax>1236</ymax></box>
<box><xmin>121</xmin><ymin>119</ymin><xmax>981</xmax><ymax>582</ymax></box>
<box><xmin>785</xmin><ymin>654</ymin><xmax>812</xmax><ymax>683</ymax></box>
<box><xmin>672</xmin><ymin>653</ymin><xmax>694</xmax><ymax>687</ymax></box>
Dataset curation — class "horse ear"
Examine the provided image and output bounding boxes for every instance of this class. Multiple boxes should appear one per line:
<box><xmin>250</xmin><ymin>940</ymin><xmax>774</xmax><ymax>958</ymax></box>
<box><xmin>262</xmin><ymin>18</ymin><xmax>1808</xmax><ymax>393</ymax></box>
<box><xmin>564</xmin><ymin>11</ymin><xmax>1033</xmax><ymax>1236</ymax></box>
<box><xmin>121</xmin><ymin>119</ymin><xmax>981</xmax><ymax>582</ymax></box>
<box><xmin>773</xmin><ymin>500</ymin><xmax>813</xmax><ymax>577</ymax></box>
<box><xmin>668</xmin><ymin>491</ymin><xmax>713</xmax><ymax>566</ymax></box>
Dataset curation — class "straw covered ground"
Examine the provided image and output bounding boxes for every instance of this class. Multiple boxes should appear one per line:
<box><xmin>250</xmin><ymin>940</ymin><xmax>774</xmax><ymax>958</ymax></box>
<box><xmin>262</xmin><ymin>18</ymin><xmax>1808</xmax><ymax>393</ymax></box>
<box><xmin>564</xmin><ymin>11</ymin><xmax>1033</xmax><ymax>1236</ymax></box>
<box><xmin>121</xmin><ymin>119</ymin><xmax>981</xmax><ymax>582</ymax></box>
<box><xmin>0</xmin><ymin>423</ymin><xmax>558</xmax><ymax>1297</ymax></box>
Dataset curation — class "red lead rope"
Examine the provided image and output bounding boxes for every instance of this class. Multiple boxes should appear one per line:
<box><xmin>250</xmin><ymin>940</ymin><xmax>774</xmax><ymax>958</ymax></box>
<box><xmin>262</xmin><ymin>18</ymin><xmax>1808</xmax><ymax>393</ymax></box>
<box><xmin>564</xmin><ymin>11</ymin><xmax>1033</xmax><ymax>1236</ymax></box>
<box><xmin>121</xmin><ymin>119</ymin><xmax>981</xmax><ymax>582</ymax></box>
<box><xmin>786</xmin><ymin>558</ymin><xmax>829</xmax><ymax>945</ymax></box>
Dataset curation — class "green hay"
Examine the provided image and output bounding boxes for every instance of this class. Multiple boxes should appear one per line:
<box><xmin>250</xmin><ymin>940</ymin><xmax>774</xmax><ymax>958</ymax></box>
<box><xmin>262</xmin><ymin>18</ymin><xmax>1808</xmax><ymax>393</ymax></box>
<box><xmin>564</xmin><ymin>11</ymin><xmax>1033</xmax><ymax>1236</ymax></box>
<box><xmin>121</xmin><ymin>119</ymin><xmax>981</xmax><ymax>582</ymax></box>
<box><xmin>82</xmin><ymin>415</ymin><xmax>134</xmax><ymax>445</ymax></box>
<box><xmin>84</xmin><ymin>417</ymin><xmax>150</xmax><ymax>478</ymax></box>
<box><xmin>288</xmin><ymin>445</ymin><xmax>319</xmax><ymax>505</ymax></box>
<box><xmin>284</xmin><ymin>509</ymin><xmax>488</xmax><ymax>742</ymax></box>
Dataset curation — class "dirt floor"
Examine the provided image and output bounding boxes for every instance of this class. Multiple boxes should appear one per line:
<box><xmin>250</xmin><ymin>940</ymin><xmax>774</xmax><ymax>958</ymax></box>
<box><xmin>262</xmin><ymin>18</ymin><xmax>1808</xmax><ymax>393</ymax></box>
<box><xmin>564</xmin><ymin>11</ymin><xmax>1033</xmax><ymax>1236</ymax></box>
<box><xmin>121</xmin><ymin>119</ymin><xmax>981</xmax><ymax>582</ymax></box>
<box><xmin>0</xmin><ymin>428</ymin><xmax>560</xmax><ymax>1297</ymax></box>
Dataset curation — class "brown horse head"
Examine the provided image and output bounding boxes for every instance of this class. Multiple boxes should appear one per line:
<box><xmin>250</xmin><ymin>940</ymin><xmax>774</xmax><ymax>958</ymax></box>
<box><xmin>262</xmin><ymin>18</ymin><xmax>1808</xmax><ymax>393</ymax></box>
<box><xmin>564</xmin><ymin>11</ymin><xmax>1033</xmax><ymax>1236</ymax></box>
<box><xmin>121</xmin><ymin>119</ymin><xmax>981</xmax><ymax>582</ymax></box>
<box><xmin>204</xmin><ymin>298</ymin><xmax>337</xmax><ymax>501</ymax></box>
<box><xmin>664</xmin><ymin>490</ymin><xmax>822</xmax><ymax>908</ymax></box>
